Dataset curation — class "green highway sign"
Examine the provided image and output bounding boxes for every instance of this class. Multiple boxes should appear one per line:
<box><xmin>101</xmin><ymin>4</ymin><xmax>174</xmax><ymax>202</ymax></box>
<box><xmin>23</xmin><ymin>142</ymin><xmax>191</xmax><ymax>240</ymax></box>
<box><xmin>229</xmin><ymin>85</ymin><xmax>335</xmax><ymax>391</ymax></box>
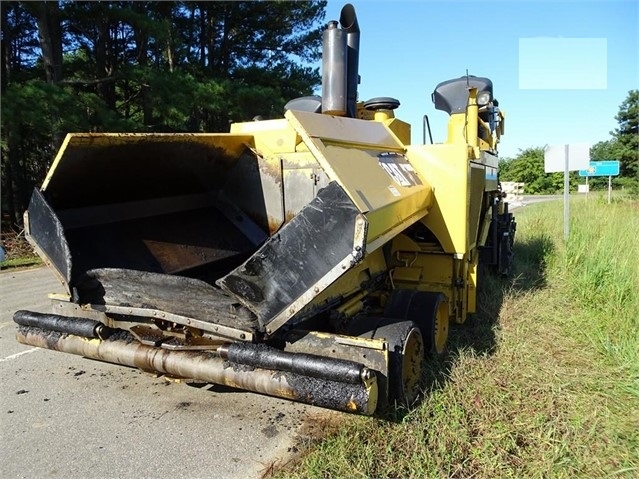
<box><xmin>578</xmin><ymin>160</ymin><xmax>620</xmax><ymax>177</ymax></box>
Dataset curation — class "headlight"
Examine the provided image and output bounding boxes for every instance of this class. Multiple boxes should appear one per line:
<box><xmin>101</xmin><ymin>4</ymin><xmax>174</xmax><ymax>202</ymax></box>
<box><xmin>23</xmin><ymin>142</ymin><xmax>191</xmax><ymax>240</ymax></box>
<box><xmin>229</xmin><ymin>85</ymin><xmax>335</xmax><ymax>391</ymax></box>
<box><xmin>477</xmin><ymin>91</ymin><xmax>491</xmax><ymax>106</ymax></box>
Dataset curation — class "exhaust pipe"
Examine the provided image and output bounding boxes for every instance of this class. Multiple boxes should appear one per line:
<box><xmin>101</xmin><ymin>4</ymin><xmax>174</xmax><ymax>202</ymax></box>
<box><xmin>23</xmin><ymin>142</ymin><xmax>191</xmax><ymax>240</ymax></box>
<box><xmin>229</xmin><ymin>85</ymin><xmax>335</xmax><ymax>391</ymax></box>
<box><xmin>321</xmin><ymin>3</ymin><xmax>360</xmax><ymax>118</ymax></box>
<box><xmin>339</xmin><ymin>3</ymin><xmax>360</xmax><ymax>118</ymax></box>
<box><xmin>321</xmin><ymin>21</ymin><xmax>347</xmax><ymax>116</ymax></box>
<box><xmin>15</xmin><ymin>324</ymin><xmax>378</xmax><ymax>415</ymax></box>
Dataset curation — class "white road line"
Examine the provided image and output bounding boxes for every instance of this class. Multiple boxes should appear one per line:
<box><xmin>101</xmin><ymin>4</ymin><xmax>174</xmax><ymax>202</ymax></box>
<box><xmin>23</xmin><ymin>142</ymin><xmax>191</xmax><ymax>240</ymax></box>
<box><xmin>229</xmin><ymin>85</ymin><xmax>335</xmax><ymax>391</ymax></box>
<box><xmin>0</xmin><ymin>348</ymin><xmax>40</xmax><ymax>362</ymax></box>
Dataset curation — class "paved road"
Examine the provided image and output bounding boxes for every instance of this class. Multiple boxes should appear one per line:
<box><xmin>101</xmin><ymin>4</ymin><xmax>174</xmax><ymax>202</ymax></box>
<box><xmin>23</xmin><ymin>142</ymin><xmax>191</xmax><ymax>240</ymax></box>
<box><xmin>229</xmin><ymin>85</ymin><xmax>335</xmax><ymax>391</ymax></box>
<box><xmin>0</xmin><ymin>194</ymin><xmax>559</xmax><ymax>478</ymax></box>
<box><xmin>0</xmin><ymin>267</ymin><xmax>322</xmax><ymax>479</ymax></box>
<box><xmin>509</xmin><ymin>195</ymin><xmax>562</xmax><ymax>211</ymax></box>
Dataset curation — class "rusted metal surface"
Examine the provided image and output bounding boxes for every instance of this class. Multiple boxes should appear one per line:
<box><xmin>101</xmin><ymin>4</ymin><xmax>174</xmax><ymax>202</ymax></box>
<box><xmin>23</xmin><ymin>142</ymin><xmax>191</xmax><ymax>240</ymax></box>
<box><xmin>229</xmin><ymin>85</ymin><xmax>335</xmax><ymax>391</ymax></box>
<box><xmin>15</xmin><ymin>326</ymin><xmax>377</xmax><ymax>415</ymax></box>
<box><xmin>282</xmin><ymin>167</ymin><xmax>316</xmax><ymax>221</ymax></box>
<box><xmin>284</xmin><ymin>330</ymin><xmax>389</xmax><ymax>401</ymax></box>
<box><xmin>128</xmin><ymin>325</ymin><xmax>226</xmax><ymax>350</ymax></box>
<box><xmin>65</xmin><ymin>206</ymin><xmax>256</xmax><ymax>277</ymax></box>
<box><xmin>77</xmin><ymin>269</ymin><xmax>258</xmax><ymax>333</ymax></box>
<box><xmin>31</xmin><ymin>133</ymin><xmax>278</xmax><ymax>292</ymax></box>
<box><xmin>49</xmin><ymin>298</ymin><xmax>255</xmax><ymax>343</ymax></box>
<box><xmin>96</xmin><ymin>304</ymin><xmax>254</xmax><ymax>342</ymax></box>
<box><xmin>219</xmin><ymin>149</ymin><xmax>284</xmax><ymax>235</ymax></box>
<box><xmin>219</xmin><ymin>181</ymin><xmax>366</xmax><ymax>335</ymax></box>
<box><xmin>42</xmin><ymin>134</ymin><xmax>253</xmax><ymax>209</ymax></box>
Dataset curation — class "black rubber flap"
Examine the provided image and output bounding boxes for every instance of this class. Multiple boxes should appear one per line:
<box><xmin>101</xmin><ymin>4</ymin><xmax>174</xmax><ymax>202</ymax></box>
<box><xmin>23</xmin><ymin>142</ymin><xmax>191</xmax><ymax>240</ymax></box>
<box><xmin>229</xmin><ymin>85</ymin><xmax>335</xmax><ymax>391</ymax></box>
<box><xmin>27</xmin><ymin>188</ymin><xmax>72</xmax><ymax>286</ymax></box>
<box><xmin>218</xmin><ymin>181</ymin><xmax>365</xmax><ymax>332</ymax></box>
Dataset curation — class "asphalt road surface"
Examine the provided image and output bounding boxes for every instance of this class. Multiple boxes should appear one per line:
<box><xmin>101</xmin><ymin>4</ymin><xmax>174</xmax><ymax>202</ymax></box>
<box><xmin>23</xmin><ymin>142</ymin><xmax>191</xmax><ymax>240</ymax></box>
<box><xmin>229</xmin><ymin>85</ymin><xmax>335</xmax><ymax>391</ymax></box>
<box><xmin>0</xmin><ymin>267</ymin><xmax>324</xmax><ymax>479</ymax></box>
<box><xmin>521</xmin><ymin>195</ymin><xmax>562</xmax><ymax>206</ymax></box>
<box><xmin>0</xmin><ymin>194</ymin><xmax>558</xmax><ymax>478</ymax></box>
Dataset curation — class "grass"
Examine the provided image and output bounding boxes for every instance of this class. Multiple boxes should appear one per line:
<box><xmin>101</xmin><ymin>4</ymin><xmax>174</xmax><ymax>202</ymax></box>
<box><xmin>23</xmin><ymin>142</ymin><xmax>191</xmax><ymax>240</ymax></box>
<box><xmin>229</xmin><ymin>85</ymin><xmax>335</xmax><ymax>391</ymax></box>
<box><xmin>0</xmin><ymin>229</ymin><xmax>42</xmax><ymax>270</ymax></box>
<box><xmin>272</xmin><ymin>193</ymin><xmax>639</xmax><ymax>479</ymax></box>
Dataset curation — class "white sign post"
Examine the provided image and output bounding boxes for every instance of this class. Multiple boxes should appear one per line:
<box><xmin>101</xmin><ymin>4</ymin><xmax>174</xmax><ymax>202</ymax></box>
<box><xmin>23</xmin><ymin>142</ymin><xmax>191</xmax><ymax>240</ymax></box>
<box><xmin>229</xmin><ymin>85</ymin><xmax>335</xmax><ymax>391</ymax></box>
<box><xmin>544</xmin><ymin>144</ymin><xmax>590</xmax><ymax>240</ymax></box>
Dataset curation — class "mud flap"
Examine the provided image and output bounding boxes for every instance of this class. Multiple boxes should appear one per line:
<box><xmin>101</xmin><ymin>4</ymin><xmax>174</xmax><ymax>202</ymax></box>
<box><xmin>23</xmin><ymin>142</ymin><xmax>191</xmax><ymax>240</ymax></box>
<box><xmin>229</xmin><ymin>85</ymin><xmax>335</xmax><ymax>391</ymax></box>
<box><xmin>218</xmin><ymin>181</ymin><xmax>367</xmax><ymax>334</ymax></box>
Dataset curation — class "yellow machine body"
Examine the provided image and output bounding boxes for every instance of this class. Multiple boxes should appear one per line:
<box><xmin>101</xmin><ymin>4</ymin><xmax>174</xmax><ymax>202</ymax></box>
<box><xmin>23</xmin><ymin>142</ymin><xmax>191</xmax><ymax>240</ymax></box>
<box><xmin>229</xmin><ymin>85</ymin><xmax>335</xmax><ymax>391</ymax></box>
<box><xmin>15</xmin><ymin>4</ymin><xmax>515</xmax><ymax>414</ymax></box>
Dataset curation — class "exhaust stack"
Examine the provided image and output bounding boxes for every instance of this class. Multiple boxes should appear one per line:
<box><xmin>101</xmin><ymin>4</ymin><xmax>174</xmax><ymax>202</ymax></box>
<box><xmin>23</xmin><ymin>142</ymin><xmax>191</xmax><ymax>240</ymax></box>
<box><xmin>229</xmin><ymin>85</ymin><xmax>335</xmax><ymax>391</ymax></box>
<box><xmin>340</xmin><ymin>3</ymin><xmax>360</xmax><ymax>118</ymax></box>
<box><xmin>322</xmin><ymin>3</ymin><xmax>360</xmax><ymax>117</ymax></box>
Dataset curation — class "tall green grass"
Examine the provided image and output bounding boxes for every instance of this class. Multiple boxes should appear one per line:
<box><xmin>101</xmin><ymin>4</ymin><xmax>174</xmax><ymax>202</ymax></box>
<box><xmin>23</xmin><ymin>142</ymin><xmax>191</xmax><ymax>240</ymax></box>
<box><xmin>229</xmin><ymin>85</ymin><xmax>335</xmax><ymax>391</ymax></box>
<box><xmin>273</xmin><ymin>195</ymin><xmax>639</xmax><ymax>479</ymax></box>
<box><xmin>562</xmin><ymin>197</ymin><xmax>638</xmax><ymax>375</ymax></box>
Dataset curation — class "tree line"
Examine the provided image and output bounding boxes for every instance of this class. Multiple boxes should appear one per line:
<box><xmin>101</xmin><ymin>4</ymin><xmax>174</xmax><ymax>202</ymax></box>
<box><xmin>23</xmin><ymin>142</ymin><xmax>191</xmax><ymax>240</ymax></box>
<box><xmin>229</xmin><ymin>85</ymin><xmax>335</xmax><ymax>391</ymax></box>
<box><xmin>1</xmin><ymin>1</ymin><xmax>326</xmax><ymax>228</ymax></box>
<box><xmin>499</xmin><ymin>90</ymin><xmax>638</xmax><ymax>194</ymax></box>
<box><xmin>2</xmin><ymin>1</ymin><xmax>635</xmax><ymax>232</ymax></box>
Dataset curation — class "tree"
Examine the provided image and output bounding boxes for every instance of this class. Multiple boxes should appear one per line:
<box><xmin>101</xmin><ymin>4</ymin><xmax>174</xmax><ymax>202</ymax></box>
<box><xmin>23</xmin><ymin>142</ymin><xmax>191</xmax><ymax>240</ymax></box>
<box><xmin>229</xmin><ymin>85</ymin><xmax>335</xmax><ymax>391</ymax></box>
<box><xmin>1</xmin><ymin>2</ymin><xmax>45</xmax><ymax>226</ymax></box>
<box><xmin>612</xmin><ymin>90</ymin><xmax>638</xmax><ymax>179</ymax></box>
<box><xmin>589</xmin><ymin>139</ymin><xmax>623</xmax><ymax>190</ymax></box>
<box><xmin>1</xmin><ymin>1</ymin><xmax>327</xmax><ymax>229</ymax></box>
<box><xmin>498</xmin><ymin>91</ymin><xmax>639</xmax><ymax>196</ymax></box>
<box><xmin>27</xmin><ymin>1</ymin><xmax>63</xmax><ymax>84</ymax></box>
<box><xmin>587</xmin><ymin>91</ymin><xmax>638</xmax><ymax>192</ymax></box>
<box><xmin>499</xmin><ymin>147</ymin><xmax>573</xmax><ymax>194</ymax></box>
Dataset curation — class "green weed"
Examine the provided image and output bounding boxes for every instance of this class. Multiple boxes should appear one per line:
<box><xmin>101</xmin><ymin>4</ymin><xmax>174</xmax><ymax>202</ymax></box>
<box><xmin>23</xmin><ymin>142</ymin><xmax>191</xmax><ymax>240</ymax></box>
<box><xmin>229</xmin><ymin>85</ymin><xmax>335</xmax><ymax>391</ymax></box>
<box><xmin>272</xmin><ymin>197</ymin><xmax>639</xmax><ymax>479</ymax></box>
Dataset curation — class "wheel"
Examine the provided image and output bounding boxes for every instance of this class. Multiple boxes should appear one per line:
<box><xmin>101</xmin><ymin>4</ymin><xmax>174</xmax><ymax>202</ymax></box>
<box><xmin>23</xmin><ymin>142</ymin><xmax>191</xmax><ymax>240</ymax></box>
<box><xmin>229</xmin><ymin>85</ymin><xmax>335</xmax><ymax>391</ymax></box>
<box><xmin>498</xmin><ymin>214</ymin><xmax>516</xmax><ymax>276</ymax></box>
<box><xmin>345</xmin><ymin>317</ymin><xmax>424</xmax><ymax>407</ymax></box>
<box><xmin>374</xmin><ymin>319</ymin><xmax>424</xmax><ymax>407</ymax></box>
<box><xmin>498</xmin><ymin>232</ymin><xmax>513</xmax><ymax>276</ymax></box>
<box><xmin>384</xmin><ymin>289</ymin><xmax>449</xmax><ymax>355</ymax></box>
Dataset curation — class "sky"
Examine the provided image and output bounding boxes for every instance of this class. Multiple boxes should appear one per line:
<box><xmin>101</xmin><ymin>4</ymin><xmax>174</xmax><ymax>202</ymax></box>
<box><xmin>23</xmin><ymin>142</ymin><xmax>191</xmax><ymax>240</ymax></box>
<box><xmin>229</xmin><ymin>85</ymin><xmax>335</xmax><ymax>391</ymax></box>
<box><xmin>319</xmin><ymin>0</ymin><xmax>638</xmax><ymax>159</ymax></box>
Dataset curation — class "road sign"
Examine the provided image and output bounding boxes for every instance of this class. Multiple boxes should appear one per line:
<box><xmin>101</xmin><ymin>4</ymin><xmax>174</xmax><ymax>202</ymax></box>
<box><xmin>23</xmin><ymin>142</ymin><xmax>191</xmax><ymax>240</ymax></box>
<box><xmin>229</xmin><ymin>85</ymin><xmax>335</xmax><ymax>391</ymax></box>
<box><xmin>578</xmin><ymin>160</ymin><xmax>620</xmax><ymax>177</ymax></box>
<box><xmin>544</xmin><ymin>144</ymin><xmax>590</xmax><ymax>241</ymax></box>
<box><xmin>544</xmin><ymin>144</ymin><xmax>590</xmax><ymax>173</ymax></box>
